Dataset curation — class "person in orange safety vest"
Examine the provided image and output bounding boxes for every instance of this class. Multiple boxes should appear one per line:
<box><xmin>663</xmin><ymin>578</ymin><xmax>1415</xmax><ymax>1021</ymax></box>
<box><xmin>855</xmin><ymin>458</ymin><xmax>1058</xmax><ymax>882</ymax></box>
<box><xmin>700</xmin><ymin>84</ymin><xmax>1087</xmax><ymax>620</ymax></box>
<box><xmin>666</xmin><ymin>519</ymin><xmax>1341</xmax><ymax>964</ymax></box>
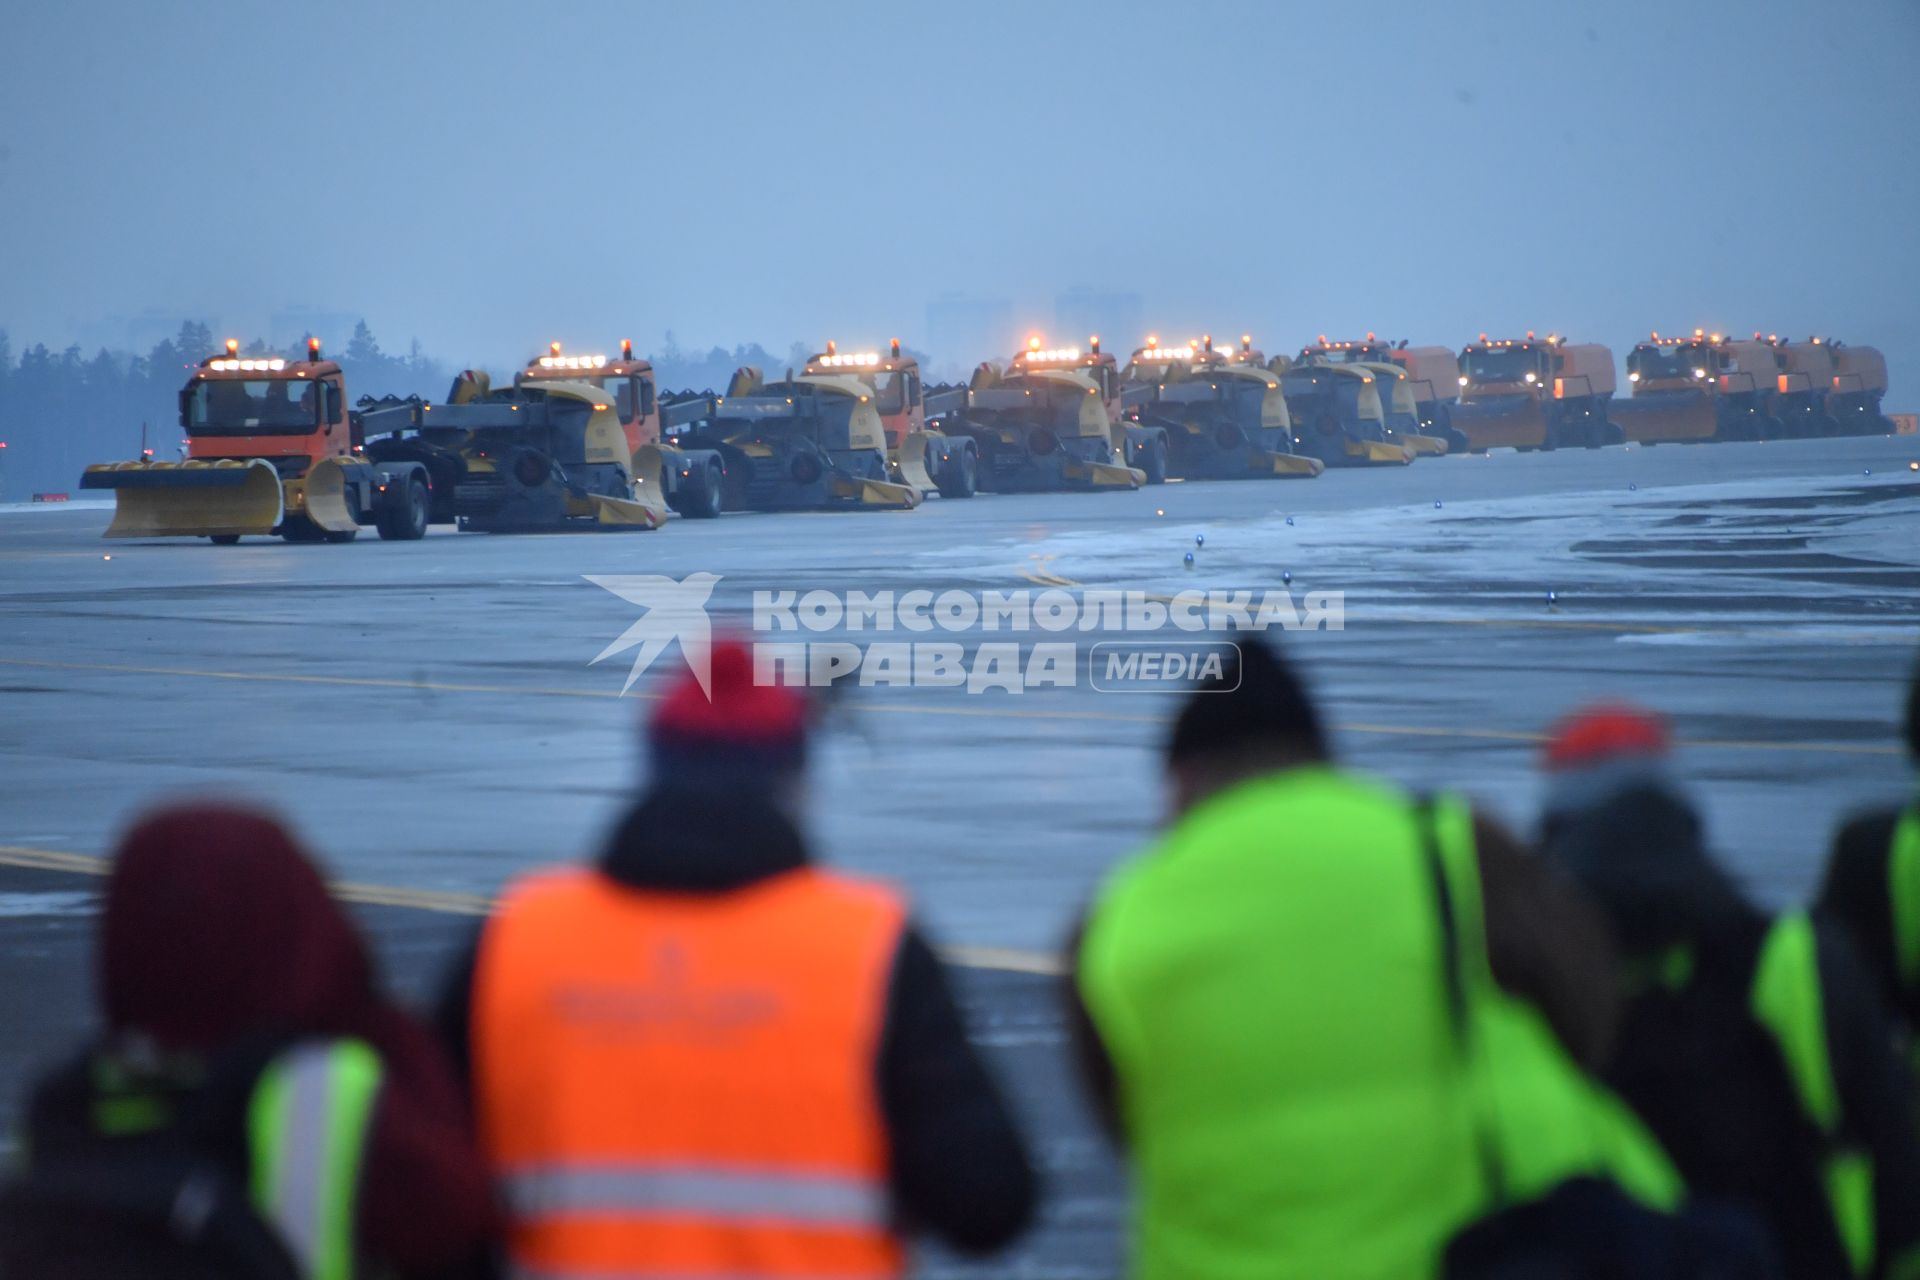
<box><xmin>436</xmin><ymin>639</ymin><xmax>1037</xmax><ymax>1278</ymax></box>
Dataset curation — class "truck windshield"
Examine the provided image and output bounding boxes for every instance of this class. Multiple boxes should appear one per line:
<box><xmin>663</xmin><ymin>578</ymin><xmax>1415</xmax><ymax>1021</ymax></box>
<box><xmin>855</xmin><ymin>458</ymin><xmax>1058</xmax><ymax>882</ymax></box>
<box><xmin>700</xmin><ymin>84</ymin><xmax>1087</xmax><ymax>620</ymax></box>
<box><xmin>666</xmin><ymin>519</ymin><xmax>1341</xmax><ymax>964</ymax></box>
<box><xmin>184</xmin><ymin>378</ymin><xmax>322</xmax><ymax>433</ymax></box>
<box><xmin>1628</xmin><ymin>346</ymin><xmax>1712</xmax><ymax>379</ymax></box>
<box><xmin>1461</xmin><ymin>349</ymin><xmax>1545</xmax><ymax>384</ymax></box>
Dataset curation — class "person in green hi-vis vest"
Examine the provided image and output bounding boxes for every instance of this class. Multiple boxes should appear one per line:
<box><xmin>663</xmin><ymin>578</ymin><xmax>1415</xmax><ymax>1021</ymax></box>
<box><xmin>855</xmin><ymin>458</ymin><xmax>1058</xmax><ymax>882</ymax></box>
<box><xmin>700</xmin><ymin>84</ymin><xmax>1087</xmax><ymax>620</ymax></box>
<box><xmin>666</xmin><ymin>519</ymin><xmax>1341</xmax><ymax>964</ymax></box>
<box><xmin>1540</xmin><ymin>697</ymin><xmax>1920</xmax><ymax>1280</ymax></box>
<box><xmin>1819</xmin><ymin>651</ymin><xmax>1920</xmax><ymax>1063</ymax></box>
<box><xmin>1066</xmin><ymin>641</ymin><xmax>1775</xmax><ymax>1279</ymax></box>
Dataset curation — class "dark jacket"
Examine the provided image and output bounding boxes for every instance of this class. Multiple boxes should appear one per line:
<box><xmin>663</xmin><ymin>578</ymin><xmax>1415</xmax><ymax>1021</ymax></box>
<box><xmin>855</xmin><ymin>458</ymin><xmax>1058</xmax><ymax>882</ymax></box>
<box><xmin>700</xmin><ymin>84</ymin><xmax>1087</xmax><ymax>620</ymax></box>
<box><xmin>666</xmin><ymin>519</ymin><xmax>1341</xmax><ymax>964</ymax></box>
<box><xmin>1546</xmin><ymin>787</ymin><xmax>1920</xmax><ymax>1280</ymax></box>
<box><xmin>435</xmin><ymin>785</ymin><xmax>1038</xmax><ymax>1256</ymax></box>
<box><xmin>1818</xmin><ymin>805</ymin><xmax>1920</xmax><ymax>1034</ymax></box>
<box><xmin>1064</xmin><ymin>800</ymin><xmax>1627</xmax><ymax>1145</ymax></box>
<box><xmin>8</xmin><ymin>803</ymin><xmax>496</xmax><ymax>1278</ymax></box>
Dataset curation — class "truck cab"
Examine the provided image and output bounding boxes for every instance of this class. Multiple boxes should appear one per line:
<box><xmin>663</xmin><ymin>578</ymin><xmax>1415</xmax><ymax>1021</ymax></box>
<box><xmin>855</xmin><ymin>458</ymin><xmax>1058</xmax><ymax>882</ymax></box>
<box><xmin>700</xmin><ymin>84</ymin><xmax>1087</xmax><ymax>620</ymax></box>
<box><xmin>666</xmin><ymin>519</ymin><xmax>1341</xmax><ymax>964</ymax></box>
<box><xmin>179</xmin><ymin>341</ymin><xmax>350</xmax><ymax>475</ymax></box>
<box><xmin>1454</xmin><ymin>333</ymin><xmax>1618</xmax><ymax>450</ymax></box>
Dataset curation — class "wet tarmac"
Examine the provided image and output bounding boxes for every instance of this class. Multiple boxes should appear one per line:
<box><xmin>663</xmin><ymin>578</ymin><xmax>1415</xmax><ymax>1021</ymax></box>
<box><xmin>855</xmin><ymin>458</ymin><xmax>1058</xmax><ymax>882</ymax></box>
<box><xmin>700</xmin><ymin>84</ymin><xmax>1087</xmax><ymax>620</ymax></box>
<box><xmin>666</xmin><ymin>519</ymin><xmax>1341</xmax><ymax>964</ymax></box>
<box><xmin>4</xmin><ymin>433</ymin><xmax>1919</xmax><ymax>1274</ymax></box>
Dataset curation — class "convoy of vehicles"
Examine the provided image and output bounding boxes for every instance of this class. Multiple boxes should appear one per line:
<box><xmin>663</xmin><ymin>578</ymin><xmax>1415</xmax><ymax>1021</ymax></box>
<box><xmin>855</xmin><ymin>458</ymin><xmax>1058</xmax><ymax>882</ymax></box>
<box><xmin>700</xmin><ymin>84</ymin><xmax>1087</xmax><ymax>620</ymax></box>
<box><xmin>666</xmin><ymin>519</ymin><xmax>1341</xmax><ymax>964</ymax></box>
<box><xmin>1610</xmin><ymin>331</ymin><xmax>1899</xmax><ymax>444</ymax></box>
<box><xmin>72</xmin><ymin>325</ymin><xmax>1902</xmax><ymax>542</ymax></box>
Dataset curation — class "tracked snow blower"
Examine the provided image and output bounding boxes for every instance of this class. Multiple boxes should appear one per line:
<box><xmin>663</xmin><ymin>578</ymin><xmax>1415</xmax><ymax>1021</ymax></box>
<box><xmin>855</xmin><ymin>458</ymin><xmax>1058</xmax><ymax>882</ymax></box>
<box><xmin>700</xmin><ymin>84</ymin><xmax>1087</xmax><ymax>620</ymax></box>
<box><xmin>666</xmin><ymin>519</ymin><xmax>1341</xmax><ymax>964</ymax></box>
<box><xmin>666</xmin><ymin>359</ymin><xmax>922</xmax><ymax>512</ymax></box>
<box><xmin>514</xmin><ymin>341</ymin><xmax>728</xmax><ymax>516</ymax></box>
<box><xmin>356</xmin><ymin>366</ymin><xmax>678</xmax><ymax>532</ymax></box>
<box><xmin>1121</xmin><ymin>335</ymin><xmax>1324</xmax><ymax>480</ymax></box>
<box><xmin>79</xmin><ymin>338</ymin><xmax>435</xmax><ymax>543</ymax></box>
<box><xmin>1277</xmin><ymin>342</ymin><xmax>1413</xmax><ymax>467</ymax></box>
<box><xmin>1452</xmin><ymin>333</ymin><xmax>1619</xmax><ymax>450</ymax></box>
<box><xmin>801</xmin><ymin>340</ymin><xmax>976</xmax><ymax>499</ymax></box>
<box><xmin>1297</xmin><ymin>335</ymin><xmax>1452</xmax><ymax>456</ymax></box>
<box><xmin>926</xmin><ymin>337</ymin><xmax>1144</xmax><ymax>492</ymax></box>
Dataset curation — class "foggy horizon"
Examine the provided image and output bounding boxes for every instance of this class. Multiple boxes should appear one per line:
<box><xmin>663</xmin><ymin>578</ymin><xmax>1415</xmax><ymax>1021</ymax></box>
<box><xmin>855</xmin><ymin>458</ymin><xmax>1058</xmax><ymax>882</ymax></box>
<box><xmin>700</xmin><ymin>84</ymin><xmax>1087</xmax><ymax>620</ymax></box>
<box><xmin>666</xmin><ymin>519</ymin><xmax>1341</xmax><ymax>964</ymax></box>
<box><xmin>4</xmin><ymin>0</ymin><xmax>1917</xmax><ymax>384</ymax></box>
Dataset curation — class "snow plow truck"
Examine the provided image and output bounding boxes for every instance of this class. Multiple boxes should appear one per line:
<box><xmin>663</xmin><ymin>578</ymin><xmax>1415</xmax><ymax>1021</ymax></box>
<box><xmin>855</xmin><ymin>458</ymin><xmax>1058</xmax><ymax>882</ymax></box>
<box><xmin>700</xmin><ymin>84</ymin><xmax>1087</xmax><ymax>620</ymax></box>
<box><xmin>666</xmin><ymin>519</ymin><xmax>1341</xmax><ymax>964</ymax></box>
<box><xmin>80</xmin><ymin>339</ymin><xmax>436</xmax><ymax>544</ymax></box>
<box><xmin>1452</xmin><ymin>333</ymin><xmax>1619</xmax><ymax>451</ymax></box>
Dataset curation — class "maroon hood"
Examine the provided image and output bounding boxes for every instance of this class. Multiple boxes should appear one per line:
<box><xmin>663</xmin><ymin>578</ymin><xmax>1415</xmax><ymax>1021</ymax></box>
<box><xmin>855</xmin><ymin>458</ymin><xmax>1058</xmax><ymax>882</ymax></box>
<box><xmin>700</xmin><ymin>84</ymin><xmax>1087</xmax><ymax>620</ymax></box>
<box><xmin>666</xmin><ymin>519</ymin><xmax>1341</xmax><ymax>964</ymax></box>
<box><xmin>101</xmin><ymin>803</ymin><xmax>381</xmax><ymax>1052</ymax></box>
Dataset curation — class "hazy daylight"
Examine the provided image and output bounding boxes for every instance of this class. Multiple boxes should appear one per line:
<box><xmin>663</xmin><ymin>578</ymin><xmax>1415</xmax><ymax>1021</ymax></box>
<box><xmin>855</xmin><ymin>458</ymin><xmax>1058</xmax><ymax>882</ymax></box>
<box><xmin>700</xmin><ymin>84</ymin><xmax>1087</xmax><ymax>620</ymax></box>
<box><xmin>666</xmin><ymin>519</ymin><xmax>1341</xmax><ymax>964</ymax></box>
<box><xmin>4</xmin><ymin>4</ymin><xmax>1920</xmax><ymax>1278</ymax></box>
<box><xmin>3</xmin><ymin>0</ymin><xmax>1917</xmax><ymax>370</ymax></box>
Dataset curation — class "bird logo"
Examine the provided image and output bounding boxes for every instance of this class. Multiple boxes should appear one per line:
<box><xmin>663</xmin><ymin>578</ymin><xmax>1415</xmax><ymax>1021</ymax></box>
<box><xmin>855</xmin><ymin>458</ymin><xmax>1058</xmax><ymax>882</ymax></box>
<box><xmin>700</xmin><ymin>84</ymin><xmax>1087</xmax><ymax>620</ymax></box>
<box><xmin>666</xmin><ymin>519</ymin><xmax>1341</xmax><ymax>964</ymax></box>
<box><xmin>585</xmin><ymin>572</ymin><xmax>722</xmax><ymax>697</ymax></box>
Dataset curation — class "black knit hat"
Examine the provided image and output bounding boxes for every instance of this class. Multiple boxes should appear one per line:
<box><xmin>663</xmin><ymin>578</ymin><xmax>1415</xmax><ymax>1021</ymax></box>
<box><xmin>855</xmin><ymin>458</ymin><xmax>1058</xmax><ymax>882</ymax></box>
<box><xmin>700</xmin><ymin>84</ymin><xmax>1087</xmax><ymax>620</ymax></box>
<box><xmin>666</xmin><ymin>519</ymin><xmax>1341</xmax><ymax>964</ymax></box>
<box><xmin>1166</xmin><ymin>639</ymin><xmax>1326</xmax><ymax>765</ymax></box>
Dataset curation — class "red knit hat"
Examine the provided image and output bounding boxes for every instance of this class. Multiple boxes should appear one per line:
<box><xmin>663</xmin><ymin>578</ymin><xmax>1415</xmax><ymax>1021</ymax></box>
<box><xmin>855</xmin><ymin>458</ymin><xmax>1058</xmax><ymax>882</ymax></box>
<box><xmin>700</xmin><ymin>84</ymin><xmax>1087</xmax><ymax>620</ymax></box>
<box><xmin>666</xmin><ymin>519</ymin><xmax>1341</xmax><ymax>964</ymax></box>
<box><xmin>1540</xmin><ymin>701</ymin><xmax>1676</xmax><ymax>818</ymax></box>
<box><xmin>649</xmin><ymin>639</ymin><xmax>809</xmax><ymax>785</ymax></box>
<box><xmin>1543</xmin><ymin>702</ymin><xmax>1671</xmax><ymax>770</ymax></box>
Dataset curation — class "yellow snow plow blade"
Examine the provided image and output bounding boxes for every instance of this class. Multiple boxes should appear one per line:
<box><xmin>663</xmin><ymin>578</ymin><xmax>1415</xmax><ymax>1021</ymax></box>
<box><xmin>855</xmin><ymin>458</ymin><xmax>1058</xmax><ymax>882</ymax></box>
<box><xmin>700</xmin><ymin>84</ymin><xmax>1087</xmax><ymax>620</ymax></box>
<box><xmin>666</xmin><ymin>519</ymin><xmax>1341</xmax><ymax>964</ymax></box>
<box><xmin>830</xmin><ymin>474</ymin><xmax>922</xmax><ymax>509</ymax></box>
<box><xmin>890</xmin><ymin>432</ymin><xmax>937</xmax><ymax>492</ymax></box>
<box><xmin>1611</xmin><ymin>392</ymin><xmax>1717</xmax><ymax>444</ymax></box>
<box><xmin>1452</xmin><ymin>398</ymin><xmax>1548</xmax><ymax>450</ymax></box>
<box><xmin>297</xmin><ymin>458</ymin><xmax>360</xmax><ymax>534</ymax></box>
<box><xmin>1346</xmin><ymin>439</ymin><xmax>1416</xmax><ymax>465</ymax></box>
<box><xmin>1062</xmin><ymin>459</ymin><xmax>1147</xmax><ymax>488</ymax></box>
<box><xmin>1403</xmin><ymin>433</ymin><xmax>1449</xmax><ymax>457</ymax></box>
<box><xmin>628</xmin><ymin>446</ymin><xmax>674</xmax><ymax>523</ymax></box>
<box><xmin>82</xmin><ymin>458</ymin><xmax>285</xmax><ymax>540</ymax></box>
<box><xmin>1262</xmin><ymin>452</ymin><xmax>1326</xmax><ymax>478</ymax></box>
<box><xmin>591</xmin><ymin>493</ymin><xmax>667</xmax><ymax>528</ymax></box>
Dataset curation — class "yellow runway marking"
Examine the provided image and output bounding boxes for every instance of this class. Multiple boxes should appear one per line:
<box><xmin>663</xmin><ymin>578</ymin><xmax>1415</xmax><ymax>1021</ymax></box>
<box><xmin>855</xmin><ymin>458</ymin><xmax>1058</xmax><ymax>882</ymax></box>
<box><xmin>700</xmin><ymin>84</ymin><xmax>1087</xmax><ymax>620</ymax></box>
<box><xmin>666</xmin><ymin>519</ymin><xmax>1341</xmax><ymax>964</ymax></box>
<box><xmin>0</xmin><ymin>655</ymin><xmax>1897</xmax><ymax>755</ymax></box>
<box><xmin>0</xmin><ymin>844</ymin><xmax>1063</xmax><ymax>974</ymax></box>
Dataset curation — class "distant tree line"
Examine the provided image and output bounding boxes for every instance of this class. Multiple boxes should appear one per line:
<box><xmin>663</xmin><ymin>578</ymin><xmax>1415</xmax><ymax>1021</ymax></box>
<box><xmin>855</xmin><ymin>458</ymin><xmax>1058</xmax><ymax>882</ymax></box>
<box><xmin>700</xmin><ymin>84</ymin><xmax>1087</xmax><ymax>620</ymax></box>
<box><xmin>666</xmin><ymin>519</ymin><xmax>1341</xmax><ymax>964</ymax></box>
<box><xmin>0</xmin><ymin>320</ymin><xmax>446</xmax><ymax>501</ymax></box>
<box><xmin>0</xmin><ymin>321</ymin><xmax>824</xmax><ymax>501</ymax></box>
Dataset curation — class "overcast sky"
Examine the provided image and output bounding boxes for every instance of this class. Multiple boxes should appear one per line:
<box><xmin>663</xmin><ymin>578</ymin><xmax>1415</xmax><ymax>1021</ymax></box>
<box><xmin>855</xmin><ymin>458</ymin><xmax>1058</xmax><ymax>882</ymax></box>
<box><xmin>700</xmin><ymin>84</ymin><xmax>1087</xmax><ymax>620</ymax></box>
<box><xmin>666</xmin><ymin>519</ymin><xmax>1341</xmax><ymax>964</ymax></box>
<box><xmin>3</xmin><ymin>0</ymin><xmax>1917</xmax><ymax>380</ymax></box>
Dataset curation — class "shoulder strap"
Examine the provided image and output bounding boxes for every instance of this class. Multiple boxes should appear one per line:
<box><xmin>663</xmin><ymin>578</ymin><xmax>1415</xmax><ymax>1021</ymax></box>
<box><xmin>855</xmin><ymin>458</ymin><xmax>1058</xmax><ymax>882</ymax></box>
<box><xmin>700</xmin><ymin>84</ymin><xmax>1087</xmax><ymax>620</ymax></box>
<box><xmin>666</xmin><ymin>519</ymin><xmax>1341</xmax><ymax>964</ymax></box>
<box><xmin>1417</xmin><ymin>793</ymin><xmax>1508</xmax><ymax>1206</ymax></box>
<box><xmin>246</xmin><ymin>1039</ymin><xmax>384</xmax><ymax>1280</ymax></box>
<box><xmin>1751</xmin><ymin>913</ymin><xmax>1876</xmax><ymax>1276</ymax></box>
<box><xmin>1889</xmin><ymin>807</ymin><xmax>1920</xmax><ymax>991</ymax></box>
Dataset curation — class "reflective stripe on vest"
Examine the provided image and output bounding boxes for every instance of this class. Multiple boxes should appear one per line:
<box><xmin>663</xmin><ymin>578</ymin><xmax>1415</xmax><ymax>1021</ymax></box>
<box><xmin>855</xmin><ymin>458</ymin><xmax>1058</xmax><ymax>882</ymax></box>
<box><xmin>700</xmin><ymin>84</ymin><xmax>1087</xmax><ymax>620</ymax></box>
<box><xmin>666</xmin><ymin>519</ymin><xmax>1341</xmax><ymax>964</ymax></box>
<box><xmin>502</xmin><ymin>1163</ymin><xmax>889</xmax><ymax>1227</ymax></box>
<box><xmin>247</xmin><ymin>1039</ymin><xmax>384</xmax><ymax>1280</ymax></box>
<box><xmin>474</xmin><ymin>866</ymin><xmax>907</xmax><ymax>1279</ymax></box>
<box><xmin>1750</xmin><ymin>912</ymin><xmax>1876</xmax><ymax>1277</ymax></box>
<box><xmin>1890</xmin><ymin>808</ymin><xmax>1920</xmax><ymax>992</ymax></box>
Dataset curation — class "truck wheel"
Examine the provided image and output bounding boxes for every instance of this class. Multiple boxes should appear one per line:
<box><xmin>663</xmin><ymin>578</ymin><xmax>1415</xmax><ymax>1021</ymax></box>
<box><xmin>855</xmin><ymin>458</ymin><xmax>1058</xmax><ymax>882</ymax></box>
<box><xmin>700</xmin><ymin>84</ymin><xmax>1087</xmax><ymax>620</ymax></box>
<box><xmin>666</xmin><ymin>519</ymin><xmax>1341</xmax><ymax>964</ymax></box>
<box><xmin>209</xmin><ymin>534</ymin><xmax>241</xmax><ymax>546</ymax></box>
<box><xmin>937</xmin><ymin>447</ymin><xmax>976</xmax><ymax>499</ymax></box>
<box><xmin>1142</xmin><ymin>435</ymin><xmax>1168</xmax><ymax>484</ymax></box>
<box><xmin>686</xmin><ymin>463</ymin><xmax>724</xmax><ymax>519</ymax></box>
<box><xmin>379</xmin><ymin>477</ymin><xmax>431</xmax><ymax>540</ymax></box>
